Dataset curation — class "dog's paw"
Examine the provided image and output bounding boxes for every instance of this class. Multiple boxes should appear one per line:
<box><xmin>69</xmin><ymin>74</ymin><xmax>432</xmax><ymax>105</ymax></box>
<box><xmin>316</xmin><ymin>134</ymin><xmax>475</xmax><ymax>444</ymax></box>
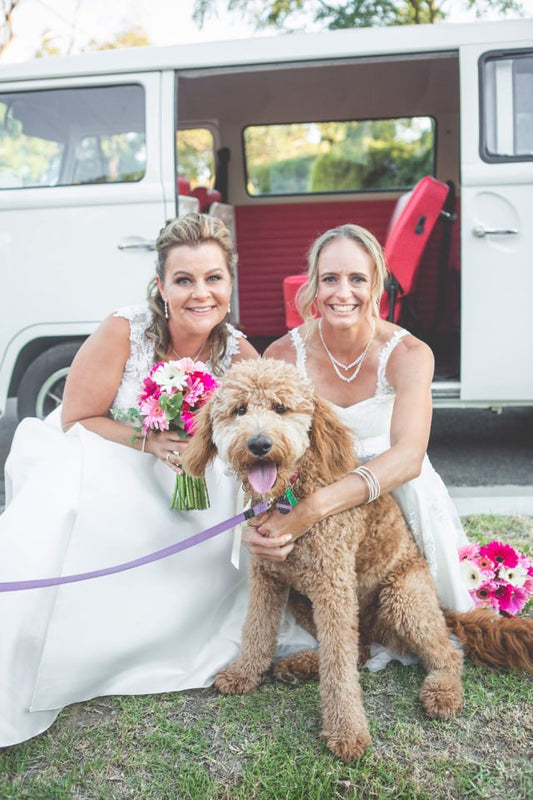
<box><xmin>419</xmin><ymin>674</ymin><xmax>463</xmax><ymax>720</ymax></box>
<box><xmin>357</xmin><ymin>644</ymin><xmax>371</xmax><ymax>668</ymax></box>
<box><xmin>214</xmin><ymin>667</ymin><xmax>262</xmax><ymax>695</ymax></box>
<box><xmin>273</xmin><ymin>650</ymin><xmax>319</xmax><ymax>685</ymax></box>
<box><xmin>322</xmin><ymin>729</ymin><xmax>372</xmax><ymax>762</ymax></box>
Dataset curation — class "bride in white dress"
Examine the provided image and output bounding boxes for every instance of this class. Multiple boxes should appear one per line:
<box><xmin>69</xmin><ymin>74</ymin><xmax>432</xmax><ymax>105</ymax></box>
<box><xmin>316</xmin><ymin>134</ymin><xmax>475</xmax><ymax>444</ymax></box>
<box><xmin>244</xmin><ymin>223</ymin><xmax>473</xmax><ymax>668</ymax></box>
<box><xmin>0</xmin><ymin>213</ymin><xmax>314</xmax><ymax>747</ymax></box>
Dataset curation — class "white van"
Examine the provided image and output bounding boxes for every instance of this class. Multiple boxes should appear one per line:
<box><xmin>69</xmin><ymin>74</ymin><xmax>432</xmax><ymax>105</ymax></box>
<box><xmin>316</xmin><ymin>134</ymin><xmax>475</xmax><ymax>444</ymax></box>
<box><xmin>0</xmin><ymin>18</ymin><xmax>532</xmax><ymax>419</ymax></box>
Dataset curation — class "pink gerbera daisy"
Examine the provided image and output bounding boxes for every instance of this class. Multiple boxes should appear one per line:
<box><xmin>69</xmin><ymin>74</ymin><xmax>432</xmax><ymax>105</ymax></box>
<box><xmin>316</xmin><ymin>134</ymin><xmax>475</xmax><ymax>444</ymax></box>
<box><xmin>458</xmin><ymin>543</ymin><xmax>480</xmax><ymax>562</ymax></box>
<box><xmin>472</xmin><ymin>583</ymin><xmax>499</xmax><ymax>612</ymax></box>
<box><xmin>493</xmin><ymin>582</ymin><xmax>528</xmax><ymax>616</ymax></box>
<box><xmin>182</xmin><ymin>409</ymin><xmax>197</xmax><ymax>435</ymax></box>
<box><xmin>139</xmin><ymin>376</ymin><xmax>161</xmax><ymax>403</ymax></box>
<box><xmin>480</xmin><ymin>541</ymin><xmax>519</xmax><ymax>569</ymax></box>
<box><xmin>139</xmin><ymin>396</ymin><xmax>170</xmax><ymax>434</ymax></box>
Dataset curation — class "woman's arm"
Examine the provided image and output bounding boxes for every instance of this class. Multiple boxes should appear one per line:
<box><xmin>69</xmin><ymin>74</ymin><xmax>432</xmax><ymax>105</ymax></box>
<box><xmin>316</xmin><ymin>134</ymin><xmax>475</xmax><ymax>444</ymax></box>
<box><xmin>244</xmin><ymin>335</ymin><xmax>434</xmax><ymax>559</ymax></box>
<box><xmin>62</xmin><ymin>318</ymin><xmax>260</xmax><ymax>463</ymax></box>
<box><xmin>61</xmin><ymin>316</ymin><xmax>185</xmax><ymax>464</ymax></box>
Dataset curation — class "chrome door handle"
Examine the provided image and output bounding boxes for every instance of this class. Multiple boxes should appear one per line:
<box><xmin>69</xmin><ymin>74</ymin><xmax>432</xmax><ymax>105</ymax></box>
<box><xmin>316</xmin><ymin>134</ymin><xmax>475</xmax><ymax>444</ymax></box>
<box><xmin>472</xmin><ymin>226</ymin><xmax>519</xmax><ymax>238</ymax></box>
<box><xmin>117</xmin><ymin>238</ymin><xmax>156</xmax><ymax>251</ymax></box>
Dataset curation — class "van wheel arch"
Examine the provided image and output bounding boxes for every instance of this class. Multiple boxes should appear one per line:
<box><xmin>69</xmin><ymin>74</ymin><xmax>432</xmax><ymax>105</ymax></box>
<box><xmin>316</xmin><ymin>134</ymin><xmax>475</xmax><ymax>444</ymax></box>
<box><xmin>17</xmin><ymin>342</ymin><xmax>83</xmax><ymax>420</ymax></box>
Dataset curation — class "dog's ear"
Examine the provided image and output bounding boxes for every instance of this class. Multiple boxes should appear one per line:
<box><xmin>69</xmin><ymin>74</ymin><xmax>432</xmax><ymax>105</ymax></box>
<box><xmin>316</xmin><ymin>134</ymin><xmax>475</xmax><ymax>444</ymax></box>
<box><xmin>309</xmin><ymin>394</ymin><xmax>357</xmax><ymax>480</ymax></box>
<box><xmin>181</xmin><ymin>400</ymin><xmax>217</xmax><ymax>477</ymax></box>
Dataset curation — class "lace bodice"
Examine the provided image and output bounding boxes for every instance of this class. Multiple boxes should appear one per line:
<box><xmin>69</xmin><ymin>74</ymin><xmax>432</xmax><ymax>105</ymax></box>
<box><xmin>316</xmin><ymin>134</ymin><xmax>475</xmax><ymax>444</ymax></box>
<box><xmin>289</xmin><ymin>326</ymin><xmax>409</xmax><ymax>461</ymax></box>
<box><xmin>112</xmin><ymin>305</ymin><xmax>244</xmax><ymax>412</ymax></box>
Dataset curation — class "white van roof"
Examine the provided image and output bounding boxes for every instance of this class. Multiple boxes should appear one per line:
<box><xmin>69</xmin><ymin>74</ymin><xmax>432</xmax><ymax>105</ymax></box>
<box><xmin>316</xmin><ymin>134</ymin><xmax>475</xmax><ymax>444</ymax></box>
<box><xmin>1</xmin><ymin>18</ymin><xmax>532</xmax><ymax>82</ymax></box>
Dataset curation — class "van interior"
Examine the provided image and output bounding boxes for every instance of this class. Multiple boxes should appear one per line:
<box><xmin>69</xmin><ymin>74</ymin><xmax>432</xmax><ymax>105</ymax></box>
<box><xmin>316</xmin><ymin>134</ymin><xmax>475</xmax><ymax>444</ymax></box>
<box><xmin>175</xmin><ymin>52</ymin><xmax>462</xmax><ymax>391</ymax></box>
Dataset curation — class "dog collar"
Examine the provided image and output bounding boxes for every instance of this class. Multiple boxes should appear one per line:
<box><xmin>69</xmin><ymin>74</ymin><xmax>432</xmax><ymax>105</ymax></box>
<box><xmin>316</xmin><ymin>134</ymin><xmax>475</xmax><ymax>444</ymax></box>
<box><xmin>276</xmin><ymin>469</ymin><xmax>300</xmax><ymax>515</ymax></box>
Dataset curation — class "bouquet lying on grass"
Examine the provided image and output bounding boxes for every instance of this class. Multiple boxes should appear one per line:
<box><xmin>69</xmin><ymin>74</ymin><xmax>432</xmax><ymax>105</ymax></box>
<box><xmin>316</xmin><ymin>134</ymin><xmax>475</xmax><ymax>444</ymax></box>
<box><xmin>459</xmin><ymin>540</ymin><xmax>533</xmax><ymax>616</ymax></box>
<box><xmin>113</xmin><ymin>358</ymin><xmax>219</xmax><ymax>510</ymax></box>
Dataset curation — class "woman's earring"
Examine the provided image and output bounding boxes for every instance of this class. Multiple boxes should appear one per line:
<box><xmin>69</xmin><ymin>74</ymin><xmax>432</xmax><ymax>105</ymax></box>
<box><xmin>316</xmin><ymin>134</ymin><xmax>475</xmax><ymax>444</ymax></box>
<box><xmin>164</xmin><ymin>300</ymin><xmax>169</xmax><ymax>319</ymax></box>
<box><xmin>227</xmin><ymin>302</ymin><xmax>231</xmax><ymax>316</ymax></box>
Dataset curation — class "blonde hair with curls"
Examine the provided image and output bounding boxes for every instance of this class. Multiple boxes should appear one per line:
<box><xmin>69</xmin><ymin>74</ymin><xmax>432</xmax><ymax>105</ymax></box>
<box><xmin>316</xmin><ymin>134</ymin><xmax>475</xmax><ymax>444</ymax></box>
<box><xmin>296</xmin><ymin>224</ymin><xmax>388</xmax><ymax>337</ymax></box>
<box><xmin>146</xmin><ymin>212</ymin><xmax>237</xmax><ymax>375</ymax></box>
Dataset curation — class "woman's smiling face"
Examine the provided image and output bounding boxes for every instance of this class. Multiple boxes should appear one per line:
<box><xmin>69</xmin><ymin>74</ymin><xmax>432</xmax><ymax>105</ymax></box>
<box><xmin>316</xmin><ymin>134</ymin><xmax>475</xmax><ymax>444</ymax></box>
<box><xmin>156</xmin><ymin>241</ymin><xmax>233</xmax><ymax>336</ymax></box>
<box><xmin>315</xmin><ymin>237</ymin><xmax>374</xmax><ymax>328</ymax></box>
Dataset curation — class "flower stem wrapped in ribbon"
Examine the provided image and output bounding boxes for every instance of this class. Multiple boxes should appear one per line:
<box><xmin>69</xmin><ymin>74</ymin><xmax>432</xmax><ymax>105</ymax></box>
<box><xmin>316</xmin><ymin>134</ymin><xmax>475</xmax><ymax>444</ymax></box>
<box><xmin>112</xmin><ymin>358</ymin><xmax>219</xmax><ymax>511</ymax></box>
<box><xmin>458</xmin><ymin>540</ymin><xmax>533</xmax><ymax>616</ymax></box>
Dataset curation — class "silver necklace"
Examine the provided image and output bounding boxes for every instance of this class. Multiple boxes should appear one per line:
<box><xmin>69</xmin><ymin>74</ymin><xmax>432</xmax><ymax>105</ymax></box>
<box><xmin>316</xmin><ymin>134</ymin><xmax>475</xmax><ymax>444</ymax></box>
<box><xmin>318</xmin><ymin>319</ymin><xmax>367</xmax><ymax>370</ymax></box>
<box><xmin>171</xmin><ymin>342</ymin><xmax>206</xmax><ymax>362</ymax></box>
<box><xmin>318</xmin><ymin>319</ymin><xmax>375</xmax><ymax>384</ymax></box>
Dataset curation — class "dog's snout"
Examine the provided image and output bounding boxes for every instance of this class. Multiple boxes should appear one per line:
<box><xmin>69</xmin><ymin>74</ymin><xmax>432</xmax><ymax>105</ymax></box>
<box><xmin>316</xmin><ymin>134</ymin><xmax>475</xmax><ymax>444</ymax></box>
<box><xmin>247</xmin><ymin>435</ymin><xmax>273</xmax><ymax>457</ymax></box>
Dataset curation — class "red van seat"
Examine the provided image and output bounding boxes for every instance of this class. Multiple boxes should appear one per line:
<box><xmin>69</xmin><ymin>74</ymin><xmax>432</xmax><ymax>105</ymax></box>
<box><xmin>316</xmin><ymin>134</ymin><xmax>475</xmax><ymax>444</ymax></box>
<box><xmin>380</xmin><ymin>176</ymin><xmax>451</xmax><ymax>322</ymax></box>
<box><xmin>283</xmin><ymin>275</ymin><xmax>308</xmax><ymax>329</ymax></box>
<box><xmin>280</xmin><ymin>176</ymin><xmax>451</xmax><ymax>330</ymax></box>
<box><xmin>190</xmin><ymin>187</ymin><xmax>222</xmax><ymax>212</ymax></box>
<box><xmin>178</xmin><ymin>176</ymin><xmax>191</xmax><ymax>195</ymax></box>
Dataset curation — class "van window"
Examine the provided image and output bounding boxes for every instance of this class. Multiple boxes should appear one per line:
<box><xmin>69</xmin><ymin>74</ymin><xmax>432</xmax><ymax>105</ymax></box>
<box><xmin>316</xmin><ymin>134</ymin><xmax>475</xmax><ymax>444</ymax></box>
<box><xmin>480</xmin><ymin>50</ymin><xmax>533</xmax><ymax>162</ymax></box>
<box><xmin>0</xmin><ymin>84</ymin><xmax>146</xmax><ymax>189</ymax></box>
<box><xmin>243</xmin><ymin>117</ymin><xmax>435</xmax><ymax>196</ymax></box>
<box><xmin>176</xmin><ymin>127</ymin><xmax>215</xmax><ymax>189</ymax></box>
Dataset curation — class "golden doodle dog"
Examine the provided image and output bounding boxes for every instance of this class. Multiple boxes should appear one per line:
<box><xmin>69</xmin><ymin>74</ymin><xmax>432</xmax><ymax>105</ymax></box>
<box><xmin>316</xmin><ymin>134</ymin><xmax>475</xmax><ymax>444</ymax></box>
<box><xmin>182</xmin><ymin>358</ymin><xmax>533</xmax><ymax>762</ymax></box>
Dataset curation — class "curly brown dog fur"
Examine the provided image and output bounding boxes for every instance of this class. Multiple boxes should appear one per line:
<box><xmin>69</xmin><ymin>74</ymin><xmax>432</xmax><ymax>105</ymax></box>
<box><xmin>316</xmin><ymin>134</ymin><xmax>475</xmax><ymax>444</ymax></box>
<box><xmin>182</xmin><ymin>358</ymin><xmax>533</xmax><ymax>762</ymax></box>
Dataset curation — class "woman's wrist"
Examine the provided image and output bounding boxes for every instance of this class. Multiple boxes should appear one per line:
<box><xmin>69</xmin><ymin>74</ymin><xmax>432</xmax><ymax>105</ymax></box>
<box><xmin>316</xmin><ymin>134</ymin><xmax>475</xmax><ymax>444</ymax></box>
<box><xmin>304</xmin><ymin>486</ymin><xmax>331</xmax><ymax>526</ymax></box>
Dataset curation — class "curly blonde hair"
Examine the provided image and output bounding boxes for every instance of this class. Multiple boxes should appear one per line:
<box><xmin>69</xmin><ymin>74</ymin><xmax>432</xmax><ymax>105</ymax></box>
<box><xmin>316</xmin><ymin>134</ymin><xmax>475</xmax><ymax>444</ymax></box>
<box><xmin>296</xmin><ymin>224</ymin><xmax>388</xmax><ymax>337</ymax></box>
<box><xmin>146</xmin><ymin>212</ymin><xmax>237</xmax><ymax>375</ymax></box>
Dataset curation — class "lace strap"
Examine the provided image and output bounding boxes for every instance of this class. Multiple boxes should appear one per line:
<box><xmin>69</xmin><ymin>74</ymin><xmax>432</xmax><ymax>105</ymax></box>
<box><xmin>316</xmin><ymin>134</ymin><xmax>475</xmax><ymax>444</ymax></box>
<box><xmin>376</xmin><ymin>329</ymin><xmax>410</xmax><ymax>395</ymax></box>
<box><xmin>218</xmin><ymin>323</ymin><xmax>246</xmax><ymax>374</ymax></box>
<box><xmin>289</xmin><ymin>328</ymin><xmax>307</xmax><ymax>375</ymax></box>
<box><xmin>113</xmin><ymin>305</ymin><xmax>153</xmax><ymax>349</ymax></box>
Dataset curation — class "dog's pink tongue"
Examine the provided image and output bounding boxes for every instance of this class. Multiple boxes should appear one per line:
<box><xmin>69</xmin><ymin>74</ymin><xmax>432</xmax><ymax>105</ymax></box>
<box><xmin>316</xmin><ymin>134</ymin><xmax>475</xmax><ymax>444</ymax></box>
<box><xmin>248</xmin><ymin>462</ymin><xmax>277</xmax><ymax>494</ymax></box>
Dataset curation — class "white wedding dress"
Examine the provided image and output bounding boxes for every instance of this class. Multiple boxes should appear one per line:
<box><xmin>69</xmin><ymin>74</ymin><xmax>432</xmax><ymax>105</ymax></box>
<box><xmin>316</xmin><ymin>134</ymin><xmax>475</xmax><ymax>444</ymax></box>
<box><xmin>0</xmin><ymin>306</ymin><xmax>315</xmax><ymax>747</ymax></box>
<box><xmin>289</xmin><ymin>327</ymin><xmax>474</xmax><ymax>669</ymax></box>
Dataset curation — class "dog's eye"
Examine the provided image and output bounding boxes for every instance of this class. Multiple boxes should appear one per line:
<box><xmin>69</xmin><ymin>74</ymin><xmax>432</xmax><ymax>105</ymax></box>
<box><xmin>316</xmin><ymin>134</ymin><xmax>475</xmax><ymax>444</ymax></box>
<box><xmin>233</xmin><ymin>405</ymin><xmax>247</xmax><ymax>416</ymax></box>
<box><xmin>273</xmin><ymin>404</ymin><xmax>287</xmax><ymax>414</ymax></box>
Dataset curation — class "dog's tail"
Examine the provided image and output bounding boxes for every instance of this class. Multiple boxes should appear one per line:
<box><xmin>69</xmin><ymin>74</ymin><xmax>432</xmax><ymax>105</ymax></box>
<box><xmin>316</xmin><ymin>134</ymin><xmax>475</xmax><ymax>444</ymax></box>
<box><xmin>444</xmin><ymin>609</ymin><xmax>533</xmax><ymax>672</ymax></box>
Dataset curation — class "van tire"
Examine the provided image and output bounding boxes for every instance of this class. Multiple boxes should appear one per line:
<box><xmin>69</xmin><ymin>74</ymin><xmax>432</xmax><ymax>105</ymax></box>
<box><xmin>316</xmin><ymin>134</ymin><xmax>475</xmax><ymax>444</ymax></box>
<box><xmin>17</xmin><ymin>342</ymin><xmax>82</xmax><ymax>420</ymax></box>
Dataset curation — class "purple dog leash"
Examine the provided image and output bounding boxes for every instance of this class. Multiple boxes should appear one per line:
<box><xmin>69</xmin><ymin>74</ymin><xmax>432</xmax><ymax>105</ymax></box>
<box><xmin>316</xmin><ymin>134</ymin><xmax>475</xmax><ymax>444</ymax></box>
<box><xmin>0</xmin><ymin>500</ymin><xmax>270</xmax><ymax>593</ymax></box>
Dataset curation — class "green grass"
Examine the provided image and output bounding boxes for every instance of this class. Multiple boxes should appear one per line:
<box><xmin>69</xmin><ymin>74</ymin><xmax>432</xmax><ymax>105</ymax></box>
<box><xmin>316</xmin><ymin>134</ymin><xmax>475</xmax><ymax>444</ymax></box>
<box><xmin>1</xmin><ymin>515</ymin><xmax>532</xmax><ymax>800</ymax></box>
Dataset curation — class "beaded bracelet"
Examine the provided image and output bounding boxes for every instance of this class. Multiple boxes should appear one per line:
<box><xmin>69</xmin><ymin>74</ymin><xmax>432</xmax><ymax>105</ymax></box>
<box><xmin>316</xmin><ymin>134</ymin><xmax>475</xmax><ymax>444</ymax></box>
<box><xmin>352</xmin><ymin>465</ymin><xmax>381</xmax><ymax>503</ymax></box>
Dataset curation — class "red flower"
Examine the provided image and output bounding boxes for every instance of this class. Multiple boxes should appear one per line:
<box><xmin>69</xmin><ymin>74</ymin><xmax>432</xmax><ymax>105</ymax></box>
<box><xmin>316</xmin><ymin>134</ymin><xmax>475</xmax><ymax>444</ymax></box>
<box><xmin>479</xmin><ymin>541</ymin><xmax>519</xmax><ymax>569</ymax></box>
<box><xmin>139</xmin><ymin>376</ymin><xmax>161</xmax><ymax>403</ymax></box>
<box><xmin>493</xmin><ymin>582</ymin><xmax>528</xmax><ymax>616</ymax></box>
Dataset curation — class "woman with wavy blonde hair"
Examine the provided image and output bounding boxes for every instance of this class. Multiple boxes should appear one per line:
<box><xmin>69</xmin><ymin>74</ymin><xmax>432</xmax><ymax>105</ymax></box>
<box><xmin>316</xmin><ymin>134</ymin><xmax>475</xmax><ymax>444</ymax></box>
<box><xmin>0</xmin><ymin>213</ymin><xmax>317</xmax><ymax>748</ymax></box>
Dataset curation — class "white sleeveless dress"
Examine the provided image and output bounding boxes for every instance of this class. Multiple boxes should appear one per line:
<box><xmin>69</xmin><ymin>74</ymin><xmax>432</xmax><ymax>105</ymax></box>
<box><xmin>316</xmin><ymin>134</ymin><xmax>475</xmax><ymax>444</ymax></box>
<box><xmin>0</xmin><ymin>306</ymin><xmax>315</xmax><ymax>747</ymax></box>
<box><xmin>290</xmin><ymin>327</ymin><xmax>473</xmax><ymax>664</ymax></box>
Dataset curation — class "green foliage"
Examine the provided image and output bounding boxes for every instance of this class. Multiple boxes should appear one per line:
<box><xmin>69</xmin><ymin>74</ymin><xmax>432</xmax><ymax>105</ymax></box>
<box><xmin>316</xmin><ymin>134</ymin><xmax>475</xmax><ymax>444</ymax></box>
<box><xmin>310</xmin><ymin>152</ymin><xmax>366</xmax><ymax>192</ymax></box>
<box><xmin>244</xmin><ymin>117</ymin><xmax>434</xmax><ymax>195</ymax></box>
<box><xmin>177</xmin><ymin>128</ymin><xmax>216</xmax><ymax>188</ymax></box>
<box><xmin>248</xmin><ymin>155</ymin><xmax>315</xmax><ymax>194</ymax></box>
<box><xmin>193</xmin><ymin>0</ymin><xmax>525</xmax><ymax>30</ymax></box>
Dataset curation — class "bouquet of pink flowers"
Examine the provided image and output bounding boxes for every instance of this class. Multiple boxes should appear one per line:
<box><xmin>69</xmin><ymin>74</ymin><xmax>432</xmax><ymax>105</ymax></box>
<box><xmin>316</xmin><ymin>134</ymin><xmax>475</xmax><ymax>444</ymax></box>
<box><xmin>113</xmin><ymin>358</ymin><xmax>219</xmax><ymax>510</ymax></box>
<box><xmin>458</xmin><ymin>540</ymin><xmax>533</xmax><ymax>616</ymax></box>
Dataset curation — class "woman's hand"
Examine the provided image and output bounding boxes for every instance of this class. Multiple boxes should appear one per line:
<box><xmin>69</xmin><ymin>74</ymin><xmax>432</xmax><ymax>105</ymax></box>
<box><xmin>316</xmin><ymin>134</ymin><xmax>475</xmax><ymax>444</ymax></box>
<box><xmin>145</xmin><ymin>430</ymin><xmax>190</xmax><ymax>473</ymax></box>
<box><xmin>243</xmin><ymin>500</ymin><xmax>317</xmax><ymax>562</ymax></box>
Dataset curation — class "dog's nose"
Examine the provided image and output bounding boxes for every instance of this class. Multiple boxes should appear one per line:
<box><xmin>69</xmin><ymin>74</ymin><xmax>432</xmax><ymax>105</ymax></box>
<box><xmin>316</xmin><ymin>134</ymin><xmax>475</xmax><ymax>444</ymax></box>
<box><xmin>247</xmin><ymin>435</ymin><xmax>272</xmax><ymax>457</ymax></box>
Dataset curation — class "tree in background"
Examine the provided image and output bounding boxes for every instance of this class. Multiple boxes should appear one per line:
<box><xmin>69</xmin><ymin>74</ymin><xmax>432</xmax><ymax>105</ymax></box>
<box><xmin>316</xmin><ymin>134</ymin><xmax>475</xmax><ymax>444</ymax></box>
<box><xmin>193</xmin><ymin>0</ymin><xmax>524</xmax><ymax>30</ymax></box>
<box><xmin>1</xmin><ymin>0</ymin><xmax>22</xmax><ymax>57</ymax></box>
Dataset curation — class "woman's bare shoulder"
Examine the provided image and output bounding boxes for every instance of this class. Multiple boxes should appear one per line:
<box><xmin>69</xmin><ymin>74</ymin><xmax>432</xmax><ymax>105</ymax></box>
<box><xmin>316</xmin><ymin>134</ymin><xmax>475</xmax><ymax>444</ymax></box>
<box><xmin>383</xmin><ymin>324</ymin><xmax>434</xmax><ymax>385</ymax></box>
<box><xmin>233</xmin><ymin>337</ymin><xmax>260</xmax><ymax>361</ymax></box>
<box><xmin>263</xmin><ymin>332</ymin><xmax>297</xmax><ymax>364</ymax></box>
